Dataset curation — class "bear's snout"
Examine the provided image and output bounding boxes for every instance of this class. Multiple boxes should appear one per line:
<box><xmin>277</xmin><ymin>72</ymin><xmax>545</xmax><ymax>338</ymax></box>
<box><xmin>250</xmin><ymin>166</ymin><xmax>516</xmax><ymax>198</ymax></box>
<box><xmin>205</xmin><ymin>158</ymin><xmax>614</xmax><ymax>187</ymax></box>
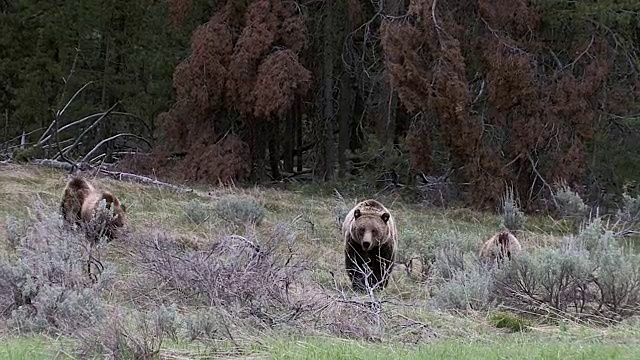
<box><xmin>361</xmin><ymin>240</ymin><xmax>372</xmax><ymax>251</ymax></box>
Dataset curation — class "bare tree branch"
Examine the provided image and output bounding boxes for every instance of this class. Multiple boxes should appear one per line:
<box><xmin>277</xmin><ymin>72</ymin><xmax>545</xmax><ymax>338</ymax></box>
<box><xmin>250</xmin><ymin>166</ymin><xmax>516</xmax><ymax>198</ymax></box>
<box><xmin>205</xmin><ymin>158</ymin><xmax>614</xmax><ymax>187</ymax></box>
<box><xmin>36</xmin><ymin>81</ymin><xmax>94</xmax><ymax>147</ymax></box>
<box><xmin>57</xmin><ymin>101</ymin><xmax>122</xmax><ymax>160</ymax></box>
<box><xmin>80</xmin><ymin>133</ymin><xmax>152</xmax><ymax>164</ymax></box>
<box><xmin>30</xmin><ymin>158</ymin><xmax>193</xmax><ymax>193</ymax></box>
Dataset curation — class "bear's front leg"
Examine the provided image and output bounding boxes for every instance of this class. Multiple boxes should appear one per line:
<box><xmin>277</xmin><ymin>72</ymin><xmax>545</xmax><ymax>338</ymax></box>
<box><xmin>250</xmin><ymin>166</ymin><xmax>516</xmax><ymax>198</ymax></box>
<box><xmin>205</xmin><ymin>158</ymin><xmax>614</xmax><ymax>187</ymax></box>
<box><xmin>345</xmin><ymin>242</ymin><xmax>371</xmax><ymax>291</ymax></box>
<box><xmin>373</xmin><ymin>244</ymin><xmax>395</xmax><ymax>290</ymax></box>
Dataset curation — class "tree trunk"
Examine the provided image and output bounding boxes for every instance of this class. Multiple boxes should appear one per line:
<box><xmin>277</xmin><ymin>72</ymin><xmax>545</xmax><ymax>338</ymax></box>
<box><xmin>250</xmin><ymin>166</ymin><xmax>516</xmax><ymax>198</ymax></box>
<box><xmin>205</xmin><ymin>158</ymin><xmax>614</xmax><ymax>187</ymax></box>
<box><xmin>350</xmin><ymin>81</ymin><xmax>365</xmax><ymax>152</ymax></box>
<box><xmin>268</xmin><ymin>120</ymin><xmax>281</xmax><ymax>180</ymax></box>
<box><xmin>248</xmin><ymin>118</ymin><xmax>268</xmax><ymax>182</ymax></box>
<box><xmin>337</xmin><ymin>3</ymin><xmax>358</xmax><ymax>179</ymax></box>
<box><xmin>379</xmin><ymin>74</ymin><xmax>398</xmax><ymax>145</ymax></box>
<box><xmin>338</xmin><ymin>71</ymin><xmax>355</xmax><ymax>178</ymax></box>
<box><xmin>375</xmin><ymin>0</ymin><xmax>406</xmax><ymax>145</ymax></box>
<box><xmin>322</xmin><ymin>0</ymin><xmax>336</xmax><ymax>180</ymax></box>
<box><xmin>296</xmin><ymin>100</ymin><xmax>303</xmax><ymax>172</ymax></box>
<box><xmin>3</xmin><ymin>109</ymin><xmax>8</xmax><ymax>153</ymax></box>
<box><xmin>101</xmin><ymin>36</ymin><xmax>109</xmax><ymax>112</ymax></box>
<box><xmin>283</xmin><ymin>105</ymin><xmax>295</xmax><ymax>173</ymax></box>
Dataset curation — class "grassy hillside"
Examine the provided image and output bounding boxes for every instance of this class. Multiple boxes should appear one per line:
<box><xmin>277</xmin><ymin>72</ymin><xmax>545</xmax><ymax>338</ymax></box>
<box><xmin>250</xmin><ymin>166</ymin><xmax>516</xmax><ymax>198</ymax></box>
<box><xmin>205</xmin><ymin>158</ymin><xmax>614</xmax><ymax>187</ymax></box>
<box><xmin>0</xmin><ymin>164</ymin><xmax>639</xmax><ymax>359</ymax></box>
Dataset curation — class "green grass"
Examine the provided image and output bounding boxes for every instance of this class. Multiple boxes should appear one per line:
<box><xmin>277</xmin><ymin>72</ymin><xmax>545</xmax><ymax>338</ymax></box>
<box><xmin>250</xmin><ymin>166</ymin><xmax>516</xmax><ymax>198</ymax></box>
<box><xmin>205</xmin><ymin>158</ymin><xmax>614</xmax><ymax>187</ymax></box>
<box><xmin>264</xmin><ymin>336</ymin><xmax>639</xmax><ymax>360</ymax></box>
<box><xmin>2</xmin><ymin>163</ymin><xmax>640</xmax><ymax>359</ymax></box>
<box><xmin>0</xmin><ymin>336</ymin><xmax>73</xmax><ymax>360</ymax></box>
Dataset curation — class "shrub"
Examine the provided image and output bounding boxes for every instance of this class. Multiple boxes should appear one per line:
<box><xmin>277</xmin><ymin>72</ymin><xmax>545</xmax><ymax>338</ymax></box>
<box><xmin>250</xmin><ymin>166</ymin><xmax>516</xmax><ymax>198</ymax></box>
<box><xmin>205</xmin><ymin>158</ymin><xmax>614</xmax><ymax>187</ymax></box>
<box><xmin>493</xmin><ymin>238</ymin><xmax>593</xmax><ymax>313</ymax></box>
<box><xmin>396</xmin><ymin>228</ymin><xmax>435</xmax><ymax>281</ymax></box>
<box><xmin>431</xmin><ymin>229</ymin><xmax>480</xmax><ymax>280</ymax></box>
<box><xmin>432</xmin><ymin>261</ymin><xmax>495</xmax><ymax>311</ymax></box>
<box><xmin>126</xmin><ymin>222</ymin><xmax>307</xmax><ymax>321</ymax></box>
<box><xmin>552</xmin><ymin>182</ymin><xmax>588</xmax><ymax>230</ymax></box>
<box><xmin>593</xmin><ymin>243</ymin><xmax>640</xmax><ymax>317</ymax></box>
<box><xmin>500</xmin><ymin>186</ymin><xmax>525</xmax><ymax>232</ymax></box>
<box><xmin>213</xmin><ymin>194</ymin><xmax>266</xmax><ymax>226</ymax></box>
<box><xmin>333</xmin><ymin>189</ymin><xmax>351</xmax><ymax>230</ymax></box>
<box><xmin>77</xmin><ymin>305</ymin><xmax>179</xmax><ymax>359</ymax></box>
<box><xmin>0</xmin><ymin>200</ymin><xmax>114</xmax><ymax>335</ymax></box>
<box><xmin>3</xmin><ymin>215</ymin><xmax>24</xmax><ymax>253</ymax></box>
<box><xmin>494</xmin><ymin>219</ymin><xmax>640</xmax><ymax>322</ymax></box>
<box><xmin>612</xmin><ymin>193</ymin><xmax>640</xmax><ymax>237</ymax></box>
<box><xmin>184</xmin><ymin>310</ymin><xmax>219</xmax><ymax>341</ymax></box>
<box><xmin>80</xmin><ymin>198</ymin><xmax>125</xmax><ymax>244</ymax></box>
<box><xmin>426</xmin><ymin>228</ymin><xmax>498</xmax><ymax>311</ymax></box>
<box><xmin>425</xmin><ymin>213</ymin><xmax>640</xmax><ymax>321</ymax></box>
<box><xmin>182</xmin><ymin>199</ymin><xmax>211</xmax><ymax>225</ymax></box>
<box><xmin>489</xmin><ymin>311</ymin><xmax>531</xmax><ymax>332</ymax></box>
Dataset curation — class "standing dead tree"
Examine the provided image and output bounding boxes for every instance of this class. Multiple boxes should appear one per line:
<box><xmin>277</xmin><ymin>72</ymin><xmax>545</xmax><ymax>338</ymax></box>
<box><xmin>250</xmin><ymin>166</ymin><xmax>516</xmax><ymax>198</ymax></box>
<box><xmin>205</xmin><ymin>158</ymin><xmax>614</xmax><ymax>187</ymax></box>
<box><xmin>381</xmin><ymin>0</ymin><xmax>626</xmax><ymax>210</ymax></box>
<box><xmin>155</xmin><ymin>0</ymin><xmax>311</xmax><ymax>184</ymax></box>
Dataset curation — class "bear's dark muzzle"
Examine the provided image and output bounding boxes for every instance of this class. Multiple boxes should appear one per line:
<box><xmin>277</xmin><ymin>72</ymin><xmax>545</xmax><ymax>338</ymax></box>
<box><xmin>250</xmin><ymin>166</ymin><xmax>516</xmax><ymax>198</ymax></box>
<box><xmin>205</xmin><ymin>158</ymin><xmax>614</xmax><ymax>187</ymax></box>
<box><xmin>361</xmin><ymin>240</ymin><xmax>372</xmax><ymax>251</ymax></box>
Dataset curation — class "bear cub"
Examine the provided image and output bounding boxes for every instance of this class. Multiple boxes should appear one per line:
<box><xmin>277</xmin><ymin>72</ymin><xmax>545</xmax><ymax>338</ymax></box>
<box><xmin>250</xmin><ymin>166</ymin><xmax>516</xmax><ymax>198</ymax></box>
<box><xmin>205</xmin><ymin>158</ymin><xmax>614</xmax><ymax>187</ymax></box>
<box><xmin>479</xmin><ymin>230</ymin><xmax>522</xmax><ymax>267</ymax></box>
<box><xmin>60</xmin><ymin>176</ymin><xmax>127</xmax><ymax>241</ymax></box>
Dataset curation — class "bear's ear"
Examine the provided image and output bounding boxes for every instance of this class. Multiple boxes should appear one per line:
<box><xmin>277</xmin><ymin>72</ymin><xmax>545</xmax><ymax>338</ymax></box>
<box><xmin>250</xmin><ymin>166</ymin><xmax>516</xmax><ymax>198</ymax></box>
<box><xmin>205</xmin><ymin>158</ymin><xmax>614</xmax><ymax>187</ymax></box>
<box><xmin>354</xmin><ymin>209</ymin><xmax>361</xmax><ymax>219</ymax></box>
<box><xmin>381</xmin><ymin>212</ymin><xmax>390</xmax><ymax>223</ymax></box>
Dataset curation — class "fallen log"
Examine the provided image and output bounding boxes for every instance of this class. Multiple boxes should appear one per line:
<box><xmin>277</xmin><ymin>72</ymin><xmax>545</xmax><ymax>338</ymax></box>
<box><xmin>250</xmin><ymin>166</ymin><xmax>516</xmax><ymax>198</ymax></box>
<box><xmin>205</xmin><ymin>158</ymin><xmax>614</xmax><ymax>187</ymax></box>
<box><xmin>29</xmin><ymin>158</ymin><xmax>193</xmax><ymax>193</ymax></box>
<box><xmin>98</xmin><ymin>169</ymin><xmax>193</xmax><ymax>193</ymax></box>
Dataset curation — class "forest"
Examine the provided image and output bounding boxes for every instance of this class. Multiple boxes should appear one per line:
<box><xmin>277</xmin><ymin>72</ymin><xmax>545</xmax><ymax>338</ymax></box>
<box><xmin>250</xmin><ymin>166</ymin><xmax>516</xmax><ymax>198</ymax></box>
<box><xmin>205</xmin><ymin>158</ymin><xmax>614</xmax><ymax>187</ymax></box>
<box><xmin>2</xmin><ymin>0</ymin><xmax>640</xmax><ymax>358</ymax></box>
<box><xmin>2</xmin><ymin>0</ymin><xmax>640</xmax><ymax>212</ymax></box>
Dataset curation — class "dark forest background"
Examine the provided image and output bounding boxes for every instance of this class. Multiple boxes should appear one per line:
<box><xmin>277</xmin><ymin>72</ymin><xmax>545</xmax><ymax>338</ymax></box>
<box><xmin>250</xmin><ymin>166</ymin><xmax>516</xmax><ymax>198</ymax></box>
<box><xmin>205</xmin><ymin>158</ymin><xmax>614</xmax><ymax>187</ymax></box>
<box><xmin>2</xmin><ymin>0</ymin><xmax>640</xmax><ymax>213</ymax></box>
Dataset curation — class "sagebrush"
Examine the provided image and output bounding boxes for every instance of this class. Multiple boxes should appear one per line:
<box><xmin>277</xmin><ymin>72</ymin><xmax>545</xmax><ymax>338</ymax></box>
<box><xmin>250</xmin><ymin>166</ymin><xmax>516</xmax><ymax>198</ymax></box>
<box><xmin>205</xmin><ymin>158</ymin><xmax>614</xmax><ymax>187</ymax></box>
<box><xmin>0</xmin><ymin>200</ymin><xmax>114</xmax><ymax>335</ymax></box>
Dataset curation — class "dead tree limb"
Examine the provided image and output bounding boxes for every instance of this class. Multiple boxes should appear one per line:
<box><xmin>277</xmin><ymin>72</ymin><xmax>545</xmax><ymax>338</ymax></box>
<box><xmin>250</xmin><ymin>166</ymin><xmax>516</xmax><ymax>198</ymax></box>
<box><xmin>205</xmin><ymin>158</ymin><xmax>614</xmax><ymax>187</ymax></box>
<box><xmin>31</xmin><ymin>159</ymin><xmax>78</xmax><ymax>171</ymax></box>
<box><xmin>54</xmin><ymin>101</ymin><xmax>75</xmax><ymax>167</ymax></box>
<box><xmin>98</xmin><ymin>168</ymin><xmax>193</xmax><ymax>193</ymax></box>
<box><xmin>58</xmin><ymin>101</ymin><xmax>121</xmax><ymax>160</ymax></box>
<box><xmin>30</xmin><ymin>158</ymin><xmax>193</xmax><ymax>193</ymax></box>
<box><xmin>80</xmin><ymin>133</ymin><xmax>152</xmax><ymax>164</ymax></box>
<box><xmin>36</xmin><ymin>81</ymin><xmax>94</xmax><ymax>147</ymax></box>
<box><xmin>40</xmin><ymin>113</ymin><xmax>105</xmax><ymax>146</ymax></box>
<box><xmin>527</xmin><ymin>152</ymin><xmax>559</xmax><ymax>209</ymax></box>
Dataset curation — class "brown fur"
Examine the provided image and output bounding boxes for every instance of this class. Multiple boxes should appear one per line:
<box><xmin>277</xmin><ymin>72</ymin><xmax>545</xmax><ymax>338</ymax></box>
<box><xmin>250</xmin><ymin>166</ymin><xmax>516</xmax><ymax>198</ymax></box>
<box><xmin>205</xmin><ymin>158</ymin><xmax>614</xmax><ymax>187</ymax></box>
<box><xmin>342</xmin><ymin>199</ymin><xmax>398</xmax><ymax>291</ymax></box>
<box><xmin>60</xmin><ymin>176</ymin><xmax>127</xmax><ymax>240</ymax></box>
<box><xmin>479</xmin><ymin>230</ymin><xmax>522</xmax><ymax>266</ymax></box>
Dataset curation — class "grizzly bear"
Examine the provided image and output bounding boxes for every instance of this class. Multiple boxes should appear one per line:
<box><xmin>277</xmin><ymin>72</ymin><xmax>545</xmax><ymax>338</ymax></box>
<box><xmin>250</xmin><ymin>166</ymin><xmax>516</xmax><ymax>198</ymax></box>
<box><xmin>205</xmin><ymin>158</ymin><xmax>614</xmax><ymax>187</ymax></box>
<box><xmin>60</xmin><ymin>176</ymin><xmax>127</xmax><ymax>241</ymax></box>
<box><xmin>342</xmin><ymin>199</ymin><xmax>398</xmax><ymax>291</ymax></box>
<box><xmin>479</xmin><ymin>230</ymin><xmax>522</xmax><ymax>267</ymax></box>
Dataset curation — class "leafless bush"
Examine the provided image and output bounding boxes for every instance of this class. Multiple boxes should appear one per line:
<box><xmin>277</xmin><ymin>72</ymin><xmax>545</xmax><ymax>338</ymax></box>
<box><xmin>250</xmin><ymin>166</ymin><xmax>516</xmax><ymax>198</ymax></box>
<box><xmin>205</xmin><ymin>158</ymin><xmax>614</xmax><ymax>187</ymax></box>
<box><xmin>125</xmin><ymin>222</ymin><xmax>309</xmax><ymax>325</ymax></box>
<box><xmin>0</xmin><ymin>200</ymin><xmax>114</xmax><ymax>335</ymax></box>
<box><xmin>416</xmin><ymin>169</ymin><xmax>455</xmax><ymax>207</ymax></box>
<box><xmin>611</xmin><ymin>193</ymin><xmax>640</xmax><ymax>237</ymax></box>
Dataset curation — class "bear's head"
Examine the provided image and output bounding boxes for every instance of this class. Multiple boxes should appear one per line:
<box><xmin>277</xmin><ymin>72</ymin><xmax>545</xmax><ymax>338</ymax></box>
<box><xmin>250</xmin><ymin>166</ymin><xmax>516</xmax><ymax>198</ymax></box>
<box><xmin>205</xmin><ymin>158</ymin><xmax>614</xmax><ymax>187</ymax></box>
<box><xmin>350</xmin><ymin>207</ymin><xmax>391</xmax><ymax>252</ymax></box>
<box><xmin>496</xmin><ymin>231</ymin><xmax>512</xmax><ymax>262</ymax></box>
<box><xmin>101</xmin><ymin>191</ymin><xmax>127</xmax><ymax>231</ymax></box>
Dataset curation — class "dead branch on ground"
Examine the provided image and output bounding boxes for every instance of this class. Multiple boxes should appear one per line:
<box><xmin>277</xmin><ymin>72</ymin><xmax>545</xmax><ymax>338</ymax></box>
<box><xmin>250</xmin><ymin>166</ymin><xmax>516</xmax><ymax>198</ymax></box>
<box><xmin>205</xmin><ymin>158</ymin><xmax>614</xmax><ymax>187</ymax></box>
<box><xmin>30</xmin><ymin>158</ymin><xmax>193</xmax><ymax>193</ymax></box>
